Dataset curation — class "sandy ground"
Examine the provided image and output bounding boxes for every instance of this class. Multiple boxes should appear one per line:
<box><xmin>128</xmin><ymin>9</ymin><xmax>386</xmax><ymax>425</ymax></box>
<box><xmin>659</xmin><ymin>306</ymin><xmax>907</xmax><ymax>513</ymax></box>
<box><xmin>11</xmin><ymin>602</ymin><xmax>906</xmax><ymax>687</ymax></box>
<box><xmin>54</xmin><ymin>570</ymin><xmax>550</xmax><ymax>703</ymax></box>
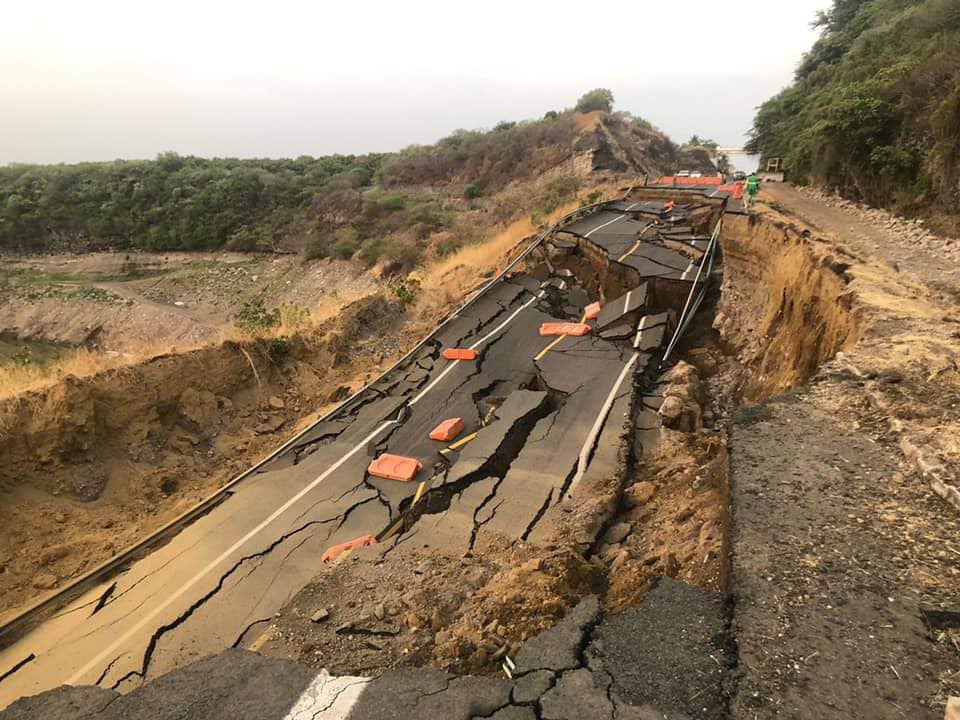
<box><xmin>0</xmin><ymin>251</ymin><xmax>380</xmax><ymax>351</ymax></box>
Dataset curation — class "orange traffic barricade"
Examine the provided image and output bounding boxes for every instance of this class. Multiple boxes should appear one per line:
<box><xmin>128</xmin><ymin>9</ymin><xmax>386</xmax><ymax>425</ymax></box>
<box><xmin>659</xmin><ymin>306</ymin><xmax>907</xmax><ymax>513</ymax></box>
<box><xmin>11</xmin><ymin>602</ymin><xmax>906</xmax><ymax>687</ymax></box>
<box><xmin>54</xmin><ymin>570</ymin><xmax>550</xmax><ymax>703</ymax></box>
<box><xmin>368</xmin><ymin>453</ymin><xmax>423</xmax><ymax>482</ymax></box>
<box><xmin>442</xmin><ymin>348</ymin><xmax>478</xmax><ymax>361</ymax></box>
<box><xmin>429</xmin><ymin>418</ymin><xmax>464</xmax><ymax>442</ymax></box>
<box><xmin>539</xmin><ymin>322</ymin><xmax>591</xmax><ymax>337</ymax></box>
<box><xmin>584</xmin><ymin>302</ymin><xmax>602</xmax><ymax>320</ymax></box>
<box><xmin>322</xmin><ymin>534</ymin><xmax>377</xmax><ymax>562</ymax></box>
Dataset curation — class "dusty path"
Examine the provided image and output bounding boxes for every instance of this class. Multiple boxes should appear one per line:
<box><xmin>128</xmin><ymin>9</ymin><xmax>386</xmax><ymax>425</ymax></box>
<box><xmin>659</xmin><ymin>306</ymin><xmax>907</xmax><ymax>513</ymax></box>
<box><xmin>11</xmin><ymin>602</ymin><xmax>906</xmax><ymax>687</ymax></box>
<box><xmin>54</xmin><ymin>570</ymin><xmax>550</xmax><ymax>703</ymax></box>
<box><xmin>765</xmin><ymin>183</ymin><xmax>960</xmax><ymax>300</ymax></box>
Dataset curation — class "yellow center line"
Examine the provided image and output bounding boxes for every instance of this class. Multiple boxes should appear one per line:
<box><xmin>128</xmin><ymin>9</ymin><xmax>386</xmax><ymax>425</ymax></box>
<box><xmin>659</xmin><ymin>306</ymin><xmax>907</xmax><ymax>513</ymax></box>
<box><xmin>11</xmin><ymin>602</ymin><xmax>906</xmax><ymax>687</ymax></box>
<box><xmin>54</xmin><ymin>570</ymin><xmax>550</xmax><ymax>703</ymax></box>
<box><xmin>534</xmin><ymin>335</ymin><xmax>566</xmax><ymax>362</ymax></box>
<box><xmin>413</xmin><ymin>480</ymin><xmax>427</xmax><ymax>505</ymax></box>
<box><xmin>616</xmin><ymin>223</ymin><xmax>656</xmax><ymax>263</ymax></box>
<box><xmin>442</xmin><ymin>431</ymin><xmax>478</xmax><ymax>453</ymax></box>
<box><xmin>533</xmin><ymin>312</ymin><xmax>589</xmax><ymax>362</ymax></box>
<box><xmin>380</xmin><ymin>517</ymin><xmax>405</xmax><ymax>542</ymax></box>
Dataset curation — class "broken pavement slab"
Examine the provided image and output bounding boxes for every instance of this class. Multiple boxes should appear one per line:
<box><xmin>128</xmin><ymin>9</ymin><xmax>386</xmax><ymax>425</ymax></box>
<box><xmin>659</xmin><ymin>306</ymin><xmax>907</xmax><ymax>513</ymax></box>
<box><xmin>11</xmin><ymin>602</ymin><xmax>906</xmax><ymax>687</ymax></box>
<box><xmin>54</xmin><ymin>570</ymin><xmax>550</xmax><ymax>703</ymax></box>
<box><xmin>513</xmin><ymin>596</ymin><xmax>601</xmax><ymax>674</ymax></box>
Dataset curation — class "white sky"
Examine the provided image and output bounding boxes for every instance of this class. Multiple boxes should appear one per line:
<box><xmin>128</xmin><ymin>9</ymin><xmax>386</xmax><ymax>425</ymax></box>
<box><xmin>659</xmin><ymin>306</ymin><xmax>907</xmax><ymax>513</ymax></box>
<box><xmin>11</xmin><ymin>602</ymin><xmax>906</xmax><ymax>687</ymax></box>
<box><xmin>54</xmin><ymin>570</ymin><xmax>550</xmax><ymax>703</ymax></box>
<box><xmin>1</xmin><ymin>0</ymin><xmax>831</xmax><ymax>164</ymax></box>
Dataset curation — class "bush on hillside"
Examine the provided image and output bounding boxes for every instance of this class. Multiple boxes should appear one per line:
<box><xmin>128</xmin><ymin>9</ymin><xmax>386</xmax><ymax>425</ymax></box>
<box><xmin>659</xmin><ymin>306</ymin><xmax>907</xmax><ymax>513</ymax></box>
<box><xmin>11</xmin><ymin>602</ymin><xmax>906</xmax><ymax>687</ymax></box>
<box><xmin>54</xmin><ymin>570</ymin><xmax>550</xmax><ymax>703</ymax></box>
<box><xmin>575</xmin><ymin>88</ymin><xmax>615</xmax><ymax>114</ymax></box>
<box><xmin>747</xmin><ymin>0</ymin><xmax>960</xmax><ymax>223</ymax></box>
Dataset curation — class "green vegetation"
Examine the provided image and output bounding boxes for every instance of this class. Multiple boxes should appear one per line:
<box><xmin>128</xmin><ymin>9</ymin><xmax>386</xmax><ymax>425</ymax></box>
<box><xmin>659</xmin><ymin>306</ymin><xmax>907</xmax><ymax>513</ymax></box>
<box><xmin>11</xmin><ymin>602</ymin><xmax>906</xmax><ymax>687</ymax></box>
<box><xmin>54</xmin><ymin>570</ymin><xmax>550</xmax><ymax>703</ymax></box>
<box><xmin>747</xmin><ymin>0</ymin><xmax>960</xmax><ymax>224</ymax></box>
<box><xmin>539</xmin><ymin>176</ymin><xmax>582</xmax><ymax>215</ymax></box>
<box><xmin>380</xmin><ymin>113</ymin><xmax>579</xmax><ymax>192</ymax></box>
<box><xmin>390</xmin><ymin>276</ymin><xmax>421</xmax><ymax>307</ymax></box>
<box><xmin>575</xmin><ymin>88</ymin><xmax>615</xmax><ymax>114</ymax></box>
<box><xmin>303</xmin><ymin>191</ymin><xmax>455</xmax><ymax>268</ymax></box>
<box><xmin>684</xmin><ymin>136</ymin><xmax>719</xmax><ymax>151</ymax></box>
<box><xmin>0</xmin><ymin>89</ymin><xmax>652</xmax><ymax>262</ymax></box>
<box><xmin>234</xmin><ymin>298</ymin><xmax>309</xmax><ymax>334</ymax></box>
<box><xmin>0</xmin><ymin>153</ymin><xmax>390</xmax><ymax>252</ymax></box>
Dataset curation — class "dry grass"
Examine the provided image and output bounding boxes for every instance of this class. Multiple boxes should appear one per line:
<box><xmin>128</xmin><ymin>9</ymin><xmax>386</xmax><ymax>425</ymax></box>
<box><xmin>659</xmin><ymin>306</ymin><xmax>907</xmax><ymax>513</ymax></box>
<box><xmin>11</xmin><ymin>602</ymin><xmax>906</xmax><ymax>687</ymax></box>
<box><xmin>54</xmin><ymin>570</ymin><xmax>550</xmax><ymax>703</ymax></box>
<box><xmin>0</xmin><ymin>311</ymin><xmax>322</xmax><ymax>403</ymax></box>
<box><xmin>0</xmin><ymin>341</ymin><xmax>198</xmax><ymax>401</ymax></box>
<box><xmin>410</xmin><ymin>193</ymin><xmax>601</xmax><ymax>328</ymax></box>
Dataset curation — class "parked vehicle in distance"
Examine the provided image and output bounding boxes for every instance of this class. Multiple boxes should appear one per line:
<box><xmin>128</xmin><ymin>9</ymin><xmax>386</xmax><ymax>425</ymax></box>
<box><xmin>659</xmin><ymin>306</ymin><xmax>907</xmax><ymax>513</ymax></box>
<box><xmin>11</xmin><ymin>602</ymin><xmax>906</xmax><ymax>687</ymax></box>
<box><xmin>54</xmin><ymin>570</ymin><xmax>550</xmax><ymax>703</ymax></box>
<box><xmin>676</xmin><ymin>170</ymin><xmax>691</xmax><ymax>177</ymax></box>
<box><xmin>690</xmin><ymin>171</ymin><xmax>703</xmax><ymax>178</ymax></box>
<box><xmin>733</xmin><ymin>171</ymin><xmax>747</xmax><ymax>181</ymax></box>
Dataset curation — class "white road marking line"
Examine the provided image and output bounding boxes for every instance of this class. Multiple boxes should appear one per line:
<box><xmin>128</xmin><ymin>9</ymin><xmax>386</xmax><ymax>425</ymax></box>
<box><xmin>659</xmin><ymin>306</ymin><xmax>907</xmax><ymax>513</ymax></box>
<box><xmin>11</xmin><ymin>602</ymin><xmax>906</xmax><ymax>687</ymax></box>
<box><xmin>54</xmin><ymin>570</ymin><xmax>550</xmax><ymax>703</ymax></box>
<box><xmin>680</xmin><ymin>261</ymin><xmax>696</xmax><ymax>281</ymax></box>
<box><xmin>69</xmin><ymin>287</ymin><xmax>548</xmax><ymax>685</ymax></box>
<box><xmin>283</xmin><ymin>670</ymin><xmax>370</xmax><ymax>720</ymax></box>
<box><xmin>584</xmin><ymin>203</ymin><xmax>640</xmax><ymax>238</ymax></box>
<box><xmin>566</xmin><ymin>352</ymin><xmax>640</xmax><ymax>497</ymax></box>
<box><xmin>409</xmin><ymin>290</ymin><xmax>545</xmax><ymax>406</ymax></box>
<box><xmin>632</xmin><ymin>315</ymin><xmax>649</xmax><ymax>350</ymax></box>
<box><xmin>68</xmin><ymin>419</ymin><xmax>397</xmax><ymax>685</ymax></box>
<box><xmin>623</xmin><ymin>290</ymin><xmax>632</xmax><ymax>317</ymax></box>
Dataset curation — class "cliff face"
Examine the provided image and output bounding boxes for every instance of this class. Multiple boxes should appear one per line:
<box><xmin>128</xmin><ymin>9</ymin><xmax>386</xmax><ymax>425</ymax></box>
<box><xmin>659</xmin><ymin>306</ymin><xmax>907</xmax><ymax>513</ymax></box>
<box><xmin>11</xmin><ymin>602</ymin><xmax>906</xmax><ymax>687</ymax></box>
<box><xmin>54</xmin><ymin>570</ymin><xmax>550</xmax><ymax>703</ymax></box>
<box><xmin>572</xmin><ymin>112</ymin><xmax>677</xmax><ymax>177</ymax></box>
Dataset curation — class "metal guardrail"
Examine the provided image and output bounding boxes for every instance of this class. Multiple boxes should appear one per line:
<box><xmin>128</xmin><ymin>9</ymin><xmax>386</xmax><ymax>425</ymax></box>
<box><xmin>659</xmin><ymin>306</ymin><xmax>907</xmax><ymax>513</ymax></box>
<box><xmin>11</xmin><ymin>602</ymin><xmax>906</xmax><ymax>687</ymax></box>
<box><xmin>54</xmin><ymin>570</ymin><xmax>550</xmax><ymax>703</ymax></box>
<box><xmin>0</xmin><ymin>199</ymin><xmax>611</xmax><ymax>645</ymax></box>
<box><xmin>660</xmin><ymin>213</ymin><xmax>724</xmax><ymax>366</ymax></box>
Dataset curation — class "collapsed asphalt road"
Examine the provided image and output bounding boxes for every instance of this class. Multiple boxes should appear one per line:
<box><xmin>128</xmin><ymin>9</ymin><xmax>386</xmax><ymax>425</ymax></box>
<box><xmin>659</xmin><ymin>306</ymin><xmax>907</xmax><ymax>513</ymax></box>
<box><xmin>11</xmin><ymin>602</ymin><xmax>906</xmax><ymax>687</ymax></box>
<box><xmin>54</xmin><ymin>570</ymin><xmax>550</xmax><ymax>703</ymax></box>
<box><xmin>1</xmin><ymin>583</ymin><xmax>731</xmax><ymax>720</ymax></box>
<box><xmin>0</xmin><ymin>195</ymin><xmax>725</xmax><ymax>710</ymax></box>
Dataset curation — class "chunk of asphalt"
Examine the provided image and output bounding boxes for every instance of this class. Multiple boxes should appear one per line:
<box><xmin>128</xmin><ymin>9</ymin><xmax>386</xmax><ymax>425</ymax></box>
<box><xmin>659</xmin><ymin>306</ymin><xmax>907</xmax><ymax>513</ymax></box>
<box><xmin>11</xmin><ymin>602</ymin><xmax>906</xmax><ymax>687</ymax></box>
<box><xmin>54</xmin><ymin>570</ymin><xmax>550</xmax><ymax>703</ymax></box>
<box><xmin>587</xmin><ymin>576</ymin><xmax>730</xmax><ymax>719</ymax></box>
<box><xmin>513</xmin><ymin>595</ymin><xmax>601</xmax><ymax>674</ymax></box>
<box><xmin>596</xmin><ymin>284</ymin><xmax>648</xmax><ymax>330</ymax></box>
<box><xmin>442</xmin><ymin>390</ymin><xmax>550</xmax><ymax>487</ymax></box>
<box><xmin>539</xmin><ymin>668</ymin><xmax>613</xmax><ymax>720</ymax></box>
<box><xmin>49</xmin><ymin>649</ymin><xmax>315</xmax><ymax>720</ymax></box>
<box><xmin>0</xmin><ymin>686</ymin><xmax>118</xmax><ymax>720</ymax></box>
<box><xmin>511</xmin><ymin>669</ymin><xmax>554</xmax><ymax>704</ymax></box>
<box><xmin>349</xmin><ymin>668</ymin><xmax>513</xmax><ymax>720</ymax></box>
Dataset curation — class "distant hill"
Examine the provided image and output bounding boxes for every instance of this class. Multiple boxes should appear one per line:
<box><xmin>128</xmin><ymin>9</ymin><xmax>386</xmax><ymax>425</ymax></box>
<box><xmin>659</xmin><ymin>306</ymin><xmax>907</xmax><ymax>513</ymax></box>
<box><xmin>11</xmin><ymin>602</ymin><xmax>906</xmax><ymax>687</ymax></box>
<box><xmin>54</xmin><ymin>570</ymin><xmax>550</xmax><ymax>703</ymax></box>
<box><xmin>747</xmin><ymin>0</ymin><xmax>960</xmax><ymax>233</ymax></box>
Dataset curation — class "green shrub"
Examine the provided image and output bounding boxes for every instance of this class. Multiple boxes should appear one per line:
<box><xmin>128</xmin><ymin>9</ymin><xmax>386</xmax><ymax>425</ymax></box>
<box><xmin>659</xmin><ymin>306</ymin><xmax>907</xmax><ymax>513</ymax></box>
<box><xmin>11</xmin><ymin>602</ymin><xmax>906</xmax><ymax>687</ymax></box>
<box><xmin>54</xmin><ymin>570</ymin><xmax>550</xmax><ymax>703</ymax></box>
<box><xmin>235</xmin><ymin>299</ymin><xmax>280</xmax><ymax>332</ymax></box>
<box><xmin>540</xmin><ymin>175</ymin><xmax>581</xmax><ymax>214</ymax></box>
<box><xmin>391</xmin><ymin>277</ymin><xmax>421</xmax><ymax>306</ymax></box>
<box><xmin>330</xmin><ymin>227</ymin><xmax>361</xmax><ymax>259</ymax></box>
<box><xmin>574</xmin><ymin>88</ymin><xmax>614</xmax><ymax>113</ymax></box>
<box><xmin>304</xmin><ymin>230</ymin><xmax>332</xmax><ymax>261</ymax></box>
<box><xmin>464</xmin><ymin>184</ymin><xmax>483</xmax><ymax>200</ymax></box>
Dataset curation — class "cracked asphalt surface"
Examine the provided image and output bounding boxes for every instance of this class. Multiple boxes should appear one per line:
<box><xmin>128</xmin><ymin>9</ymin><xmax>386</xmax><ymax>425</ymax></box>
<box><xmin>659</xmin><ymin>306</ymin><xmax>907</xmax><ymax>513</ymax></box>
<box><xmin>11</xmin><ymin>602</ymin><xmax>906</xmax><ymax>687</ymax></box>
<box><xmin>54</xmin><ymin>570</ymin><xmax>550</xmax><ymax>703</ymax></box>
<box><xmin>1</xmin><ymin>586</ymin><xmax>730</xmax><ymax>719</ymax></box>
<box><xmin>0</xmin><ymin>198</ymin><xmax>724</xmax><ymax>714</ymax></box>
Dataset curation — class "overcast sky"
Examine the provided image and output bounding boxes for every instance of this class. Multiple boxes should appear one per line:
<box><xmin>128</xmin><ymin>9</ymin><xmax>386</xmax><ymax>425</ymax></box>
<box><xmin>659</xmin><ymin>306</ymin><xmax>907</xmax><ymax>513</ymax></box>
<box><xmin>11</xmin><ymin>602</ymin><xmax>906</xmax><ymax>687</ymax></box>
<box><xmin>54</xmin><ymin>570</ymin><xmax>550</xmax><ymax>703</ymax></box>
<box><xmin>1</xmin><ymin>0</ymin><xmax>831</xmax><ymax>165</ymax></box>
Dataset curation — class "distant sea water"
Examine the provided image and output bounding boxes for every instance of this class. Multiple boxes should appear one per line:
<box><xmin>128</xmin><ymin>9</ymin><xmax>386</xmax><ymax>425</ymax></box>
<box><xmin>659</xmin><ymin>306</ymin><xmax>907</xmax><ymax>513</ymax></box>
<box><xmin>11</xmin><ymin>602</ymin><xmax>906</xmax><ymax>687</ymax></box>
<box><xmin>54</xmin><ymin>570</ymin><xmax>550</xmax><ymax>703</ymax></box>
<box><xmin>724</xmin><ymin>151</ymin><xmax>760</xmax><ymax>174</ymax></box>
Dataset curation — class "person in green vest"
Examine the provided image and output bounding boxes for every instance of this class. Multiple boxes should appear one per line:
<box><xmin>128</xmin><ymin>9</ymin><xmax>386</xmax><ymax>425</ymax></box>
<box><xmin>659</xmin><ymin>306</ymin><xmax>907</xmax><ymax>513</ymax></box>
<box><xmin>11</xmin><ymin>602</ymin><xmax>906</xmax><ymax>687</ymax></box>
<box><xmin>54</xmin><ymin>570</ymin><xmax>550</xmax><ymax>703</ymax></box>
<box><xmin>745</xmin><ymin>172</ymin><xmax>761</xmax><ymax>207</ymax></box>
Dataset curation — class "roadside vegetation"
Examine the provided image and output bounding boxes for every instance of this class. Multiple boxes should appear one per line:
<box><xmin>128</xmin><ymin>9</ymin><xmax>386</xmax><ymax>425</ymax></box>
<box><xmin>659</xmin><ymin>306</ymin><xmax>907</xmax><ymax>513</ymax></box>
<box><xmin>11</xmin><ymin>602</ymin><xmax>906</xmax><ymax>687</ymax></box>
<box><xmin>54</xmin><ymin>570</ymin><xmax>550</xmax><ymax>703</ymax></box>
<box><xmin>747</xmin><ymin>0</ymin><xmax>960</xmax><ymax>232</ymax></box>
<box><xmin>0</xmin><ymin>154</ymin><xmax>390</xmax><ymax>252</ymax></box>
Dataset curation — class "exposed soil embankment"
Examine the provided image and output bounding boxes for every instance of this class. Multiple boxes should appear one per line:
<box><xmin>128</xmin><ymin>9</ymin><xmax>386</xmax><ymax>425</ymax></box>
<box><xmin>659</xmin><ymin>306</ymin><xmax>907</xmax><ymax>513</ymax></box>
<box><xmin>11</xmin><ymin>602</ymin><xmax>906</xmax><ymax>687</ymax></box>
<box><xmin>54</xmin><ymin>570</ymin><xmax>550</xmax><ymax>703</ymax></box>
<box><xmin>716</xmin><ymin>212</ymin><xmax>862</xmax><ymax>401</ymax></box>
<box><xmin>0</xmin><ymin>293</ymin><xmax>402</xmax><ymax>619</ymax></box>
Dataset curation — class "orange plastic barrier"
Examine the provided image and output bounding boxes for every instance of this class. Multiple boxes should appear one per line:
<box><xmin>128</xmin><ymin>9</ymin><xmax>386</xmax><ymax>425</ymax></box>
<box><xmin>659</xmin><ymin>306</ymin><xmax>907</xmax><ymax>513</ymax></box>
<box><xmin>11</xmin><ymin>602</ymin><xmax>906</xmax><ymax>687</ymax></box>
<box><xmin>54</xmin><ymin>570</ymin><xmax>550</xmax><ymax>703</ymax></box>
<box><xmin>584</xmin><ymin>302</ymin><xmax>602</xmax><ymax>320</ymax></box>
<box><xmin>368</xmin><ymin>453</ymin><xmax>424</xmax><ymax>482</ymax></box>
<box><xmin>651</xmin><ymin>176</ymin><xmax>724</xmax><ymax>186</ymax></box>
<box><xmin>715</xmin><ymin>183</ymin><xmax>746</xmax><ymax>200</ymax></box>
<box><xmin>322</xmin><ymin>534</ymin><xmax>377</xmax><ymax>562</ymax></box>
<box><xmin>540</xmin><ymin>322</ymin><xmax>591</xmax><ymax>337</ymax></box>
<box><xmin>429</xmin><ymin>417</ymin><xmax>464</xmax><ymax>442</ymax></box>
<box><xmin>442</xmin><ymin>348</ymin><xmax>478</xmax><ymax>361</ymax></box>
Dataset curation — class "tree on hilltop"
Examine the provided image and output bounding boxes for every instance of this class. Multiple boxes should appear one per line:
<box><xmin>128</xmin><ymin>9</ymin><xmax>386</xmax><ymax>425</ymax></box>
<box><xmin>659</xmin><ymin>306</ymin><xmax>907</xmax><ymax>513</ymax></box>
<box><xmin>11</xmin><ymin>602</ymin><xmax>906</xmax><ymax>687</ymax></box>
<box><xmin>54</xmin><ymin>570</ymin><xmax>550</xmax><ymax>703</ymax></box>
<box><xmin>575</xmin><ymin>88</ymin><xmax>614</xmax><ymax>114</ymax></box>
